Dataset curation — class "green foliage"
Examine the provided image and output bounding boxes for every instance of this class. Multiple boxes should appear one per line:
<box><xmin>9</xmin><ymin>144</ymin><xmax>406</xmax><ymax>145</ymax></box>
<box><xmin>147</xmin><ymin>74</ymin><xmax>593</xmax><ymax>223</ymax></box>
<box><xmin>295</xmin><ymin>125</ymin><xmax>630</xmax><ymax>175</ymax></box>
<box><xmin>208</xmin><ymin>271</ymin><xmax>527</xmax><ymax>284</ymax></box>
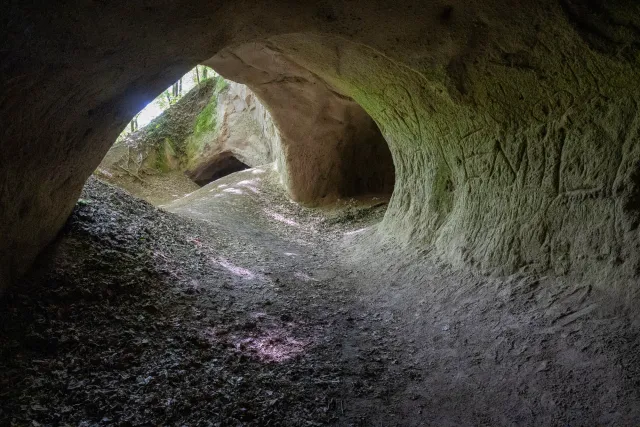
<box><xmin>154</xmin><ymin>138</ymin><xmax>177</xmax><ymax>172</ymax></box>
<box><xmin>184</xmin><ymin>91</ymin><xmax>219</xmax><ymax>167</ymax></box>
<box><xmin>193</xmin><ymin>94</ymin><xmax>218</xmax><ymax>137</ymax></box>
<box><xmin>214</xmin><ymin>77</ymin><xmax>229</xmax><ymax>94</ymax></box>
<box><xmin>118</xmin><ymin>66</ymin><xmax>221</xmax><ymax>141</ymax></box>
<box><xmin>155</xmin><ymin>90</ymin><xmax>173</xmax><ymax>110</ymax></box>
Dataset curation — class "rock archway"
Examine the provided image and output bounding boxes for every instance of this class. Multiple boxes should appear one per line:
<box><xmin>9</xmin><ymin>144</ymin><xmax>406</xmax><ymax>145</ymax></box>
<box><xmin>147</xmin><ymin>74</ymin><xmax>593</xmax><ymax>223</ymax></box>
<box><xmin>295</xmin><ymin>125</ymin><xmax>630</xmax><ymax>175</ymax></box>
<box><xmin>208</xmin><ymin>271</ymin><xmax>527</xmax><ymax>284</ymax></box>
<box><xmin>1</xmin><ymin>0</ymin><xmax>640</xmax><ymax>291</ymax></box>
<box><xmin>207</xmin><ymin>43</ymin><xmax>396</xmax><ymax>205</ymax></box>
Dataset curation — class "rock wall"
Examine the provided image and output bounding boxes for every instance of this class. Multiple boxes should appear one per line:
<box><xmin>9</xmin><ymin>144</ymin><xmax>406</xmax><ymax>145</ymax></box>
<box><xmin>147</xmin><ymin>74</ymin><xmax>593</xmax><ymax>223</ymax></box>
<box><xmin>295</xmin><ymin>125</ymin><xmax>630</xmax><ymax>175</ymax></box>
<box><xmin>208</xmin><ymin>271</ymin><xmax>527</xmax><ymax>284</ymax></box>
<box><xmin>1</xmin><ymin>0</ymin><xmax>640</xmax><ymax>292</ymax></box>
<box><xmin>187</xmin><ymin>80</ymin><xmax>278</xmax><ymax>184</ymax></box>
<box><xmin>237</xmin><ymin>31</ymin><xmax>640</xmax><ymax>285</ymax></box>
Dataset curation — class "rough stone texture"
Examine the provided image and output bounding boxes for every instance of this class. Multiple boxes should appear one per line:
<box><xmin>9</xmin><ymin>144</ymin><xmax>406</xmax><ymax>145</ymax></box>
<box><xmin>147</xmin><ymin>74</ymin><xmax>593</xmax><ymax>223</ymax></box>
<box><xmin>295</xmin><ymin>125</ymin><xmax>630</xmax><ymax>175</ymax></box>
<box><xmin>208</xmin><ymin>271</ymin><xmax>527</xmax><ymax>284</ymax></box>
<box><xmin>1</xmin><ymin>0</ymin><xmax>640</xmax><ymax>291</ymax></box>
<box><xmin>265</xmin><ymin>31</ymin><xmax>640</xmax><ymax>285</ymax></box>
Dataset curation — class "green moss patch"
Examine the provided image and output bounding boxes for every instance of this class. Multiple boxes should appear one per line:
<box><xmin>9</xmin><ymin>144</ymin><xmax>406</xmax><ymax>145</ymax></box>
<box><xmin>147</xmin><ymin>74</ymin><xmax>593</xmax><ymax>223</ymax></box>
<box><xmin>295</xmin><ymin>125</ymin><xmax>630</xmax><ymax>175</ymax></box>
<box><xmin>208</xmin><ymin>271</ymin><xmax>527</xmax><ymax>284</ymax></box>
<box><xmin>193</xmin><ymin>94</ymin><xmax>218</xmax><ymax>137</ymax></box>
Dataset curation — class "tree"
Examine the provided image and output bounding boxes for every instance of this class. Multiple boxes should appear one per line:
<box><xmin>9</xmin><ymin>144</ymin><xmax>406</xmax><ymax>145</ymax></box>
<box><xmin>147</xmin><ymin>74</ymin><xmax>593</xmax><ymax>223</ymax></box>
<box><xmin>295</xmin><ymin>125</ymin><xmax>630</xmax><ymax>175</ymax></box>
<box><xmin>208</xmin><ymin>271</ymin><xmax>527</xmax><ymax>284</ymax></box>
<box><xmin>119</xmin><ymin>67</ymin><xmax>207</xmax><ymax>142</ymax></box>
<box><xmin>130</xmin><ymin>113</ymin><xmax>140</xmax><ymax>132</ymax></box>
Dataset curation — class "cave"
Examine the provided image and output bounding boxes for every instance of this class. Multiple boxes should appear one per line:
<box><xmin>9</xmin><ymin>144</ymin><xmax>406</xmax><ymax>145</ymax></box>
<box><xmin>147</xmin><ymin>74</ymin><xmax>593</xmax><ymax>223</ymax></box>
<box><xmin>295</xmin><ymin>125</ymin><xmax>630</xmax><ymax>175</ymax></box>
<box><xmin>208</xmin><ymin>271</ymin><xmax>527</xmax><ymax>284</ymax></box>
<box><xmin>189</xmin><ymin>152</ymin><xmax>252</xmax><ymax>186</ymax></box>
<box><xmin>2</xmin><ymin>1</ymin><xmax>640</xmax><ymax>425</ymax></box>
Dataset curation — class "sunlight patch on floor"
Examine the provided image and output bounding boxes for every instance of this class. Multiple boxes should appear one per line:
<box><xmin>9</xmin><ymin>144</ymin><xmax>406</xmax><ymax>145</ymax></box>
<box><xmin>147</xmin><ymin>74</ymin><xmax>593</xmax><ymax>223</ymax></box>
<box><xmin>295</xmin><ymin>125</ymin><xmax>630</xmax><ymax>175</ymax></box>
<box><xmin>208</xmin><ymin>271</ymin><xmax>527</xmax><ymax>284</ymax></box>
<box><xmin>235</xmin><ymin>333</ymin><xmax>309</xmax><ymax>362</ymax></box>
<box><xmin>294</xmin><ymin>272</ymin><xmax>319</xmax><ymax>282</ymax></box>
<box><xmin>215</xmin><ymin>257</ymin><xmax>257</xmax><ymax>280</ymax></box>
<box><xmin>344</xmin><ymin>227</ymin><xmax>369</xmax><ymax>236</ymax></box>
<box><xmin>264</xmin><ymin>209</ymin><xmax>300</xmax><ymax>227</ymax></box>
<box><xmin>200</xmin><ymin>320</ymin><xmax>311</xmax><ymax>363</ymax></box>
<box><xmin>235</xmin><ymin>178</ymin><xmax>261</xmax><ymax>194</ymax></box>
<box><xmin>223</xmin><ymin>188</ymin><xmax>244</xmax><ymax>195</ymax></box>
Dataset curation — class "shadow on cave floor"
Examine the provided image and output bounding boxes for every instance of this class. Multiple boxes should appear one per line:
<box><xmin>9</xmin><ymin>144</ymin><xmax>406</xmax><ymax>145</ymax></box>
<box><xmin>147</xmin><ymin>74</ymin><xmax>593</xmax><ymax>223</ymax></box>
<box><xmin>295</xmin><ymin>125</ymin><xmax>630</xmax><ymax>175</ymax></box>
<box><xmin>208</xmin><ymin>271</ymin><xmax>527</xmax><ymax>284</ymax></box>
<box><xmin>1</xmin><ymin>167</ymin><xmax>640</xmax><ymax>426</ymax></box>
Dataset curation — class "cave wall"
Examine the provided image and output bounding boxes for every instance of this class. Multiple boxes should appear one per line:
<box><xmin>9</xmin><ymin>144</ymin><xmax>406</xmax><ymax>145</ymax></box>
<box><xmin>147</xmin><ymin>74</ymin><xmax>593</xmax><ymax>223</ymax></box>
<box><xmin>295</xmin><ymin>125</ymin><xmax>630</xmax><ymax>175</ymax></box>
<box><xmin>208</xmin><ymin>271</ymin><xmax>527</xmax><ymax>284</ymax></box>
<box><xmin>251</xmin><ymin>30</ymin><xmax>640</xmax><ymax>283</ymax></box>
<box><xmin>1</xmin><ymin>0</ymin><xmax>640</xmax><ymax>291</ymax></box>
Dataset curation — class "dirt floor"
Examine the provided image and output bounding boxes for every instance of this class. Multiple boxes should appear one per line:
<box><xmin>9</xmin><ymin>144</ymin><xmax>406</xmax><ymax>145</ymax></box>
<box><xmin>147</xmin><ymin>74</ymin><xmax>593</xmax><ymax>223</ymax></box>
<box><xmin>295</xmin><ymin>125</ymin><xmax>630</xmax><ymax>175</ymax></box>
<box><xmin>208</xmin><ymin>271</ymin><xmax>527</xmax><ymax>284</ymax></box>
<box><xmin>1</xmin><ymin>167</ymin><xmax>640</xmax><ymax>426</ymax></box>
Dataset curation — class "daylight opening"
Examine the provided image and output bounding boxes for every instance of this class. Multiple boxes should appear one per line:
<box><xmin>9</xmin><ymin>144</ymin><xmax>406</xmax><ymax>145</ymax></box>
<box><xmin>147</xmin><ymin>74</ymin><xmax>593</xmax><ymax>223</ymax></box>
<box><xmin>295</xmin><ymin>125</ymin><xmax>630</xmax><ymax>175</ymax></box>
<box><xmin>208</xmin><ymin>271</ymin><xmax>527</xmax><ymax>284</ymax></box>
<box><xmin>96</xmin><ymin>62</ymin><xmax>396</xmax><ymax>209</ymax></box>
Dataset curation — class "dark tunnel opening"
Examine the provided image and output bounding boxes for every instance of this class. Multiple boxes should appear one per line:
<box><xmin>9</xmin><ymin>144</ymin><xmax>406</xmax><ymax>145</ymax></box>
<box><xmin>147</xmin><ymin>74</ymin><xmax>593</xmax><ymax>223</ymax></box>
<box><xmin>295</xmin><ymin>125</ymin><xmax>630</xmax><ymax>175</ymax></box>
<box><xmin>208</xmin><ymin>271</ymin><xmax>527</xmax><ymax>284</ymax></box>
<box><xmin>188</xmin><ymin>151</ymin><xmax>251</xmax><ymax>186</ymax></box>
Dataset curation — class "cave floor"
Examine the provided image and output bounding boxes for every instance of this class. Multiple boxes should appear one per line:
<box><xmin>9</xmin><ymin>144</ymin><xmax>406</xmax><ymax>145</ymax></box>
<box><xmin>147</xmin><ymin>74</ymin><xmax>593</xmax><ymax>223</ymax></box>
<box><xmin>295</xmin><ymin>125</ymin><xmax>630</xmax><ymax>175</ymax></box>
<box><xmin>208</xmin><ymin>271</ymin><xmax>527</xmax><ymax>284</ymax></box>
<box><xmin>1</xmin><ymin>168</ymin><xmax>640</xmax><ymax>426</ymax></box>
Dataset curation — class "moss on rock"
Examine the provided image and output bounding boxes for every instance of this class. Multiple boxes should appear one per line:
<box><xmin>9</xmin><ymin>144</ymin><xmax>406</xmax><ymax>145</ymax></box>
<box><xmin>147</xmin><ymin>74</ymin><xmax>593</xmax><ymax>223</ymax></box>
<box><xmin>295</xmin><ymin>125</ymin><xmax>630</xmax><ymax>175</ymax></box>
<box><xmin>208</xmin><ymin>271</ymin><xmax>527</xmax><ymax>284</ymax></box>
<box><xmin>193</xmin><ymin>96</ymin><xmax>218</xmax><ymax>137</ymax></box>
<box><xmin>209</xmin><ymin>24</ymin><xmax>640</xmax><ymax>285</ymax></box>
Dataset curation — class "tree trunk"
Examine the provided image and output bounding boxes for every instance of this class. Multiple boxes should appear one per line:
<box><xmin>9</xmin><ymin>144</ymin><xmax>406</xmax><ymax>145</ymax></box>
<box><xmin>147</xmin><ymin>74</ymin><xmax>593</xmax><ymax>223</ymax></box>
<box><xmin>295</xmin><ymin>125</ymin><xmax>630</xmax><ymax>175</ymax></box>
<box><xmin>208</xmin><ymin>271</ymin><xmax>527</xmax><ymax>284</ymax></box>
<box><xmin>195</xmin><ymin>66</ymin><xmax>200</xmax><ymax>84</ymax></box>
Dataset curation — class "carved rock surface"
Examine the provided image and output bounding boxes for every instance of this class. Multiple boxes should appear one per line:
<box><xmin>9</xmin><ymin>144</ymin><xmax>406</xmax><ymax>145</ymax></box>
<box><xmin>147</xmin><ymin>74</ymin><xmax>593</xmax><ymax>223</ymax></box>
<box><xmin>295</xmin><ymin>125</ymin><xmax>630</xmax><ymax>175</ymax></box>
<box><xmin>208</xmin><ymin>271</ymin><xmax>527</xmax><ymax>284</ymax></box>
<box><xmin>208</xmin><ymin>45</ymin><xmax>396</xmax><ymax>205</ymax></box>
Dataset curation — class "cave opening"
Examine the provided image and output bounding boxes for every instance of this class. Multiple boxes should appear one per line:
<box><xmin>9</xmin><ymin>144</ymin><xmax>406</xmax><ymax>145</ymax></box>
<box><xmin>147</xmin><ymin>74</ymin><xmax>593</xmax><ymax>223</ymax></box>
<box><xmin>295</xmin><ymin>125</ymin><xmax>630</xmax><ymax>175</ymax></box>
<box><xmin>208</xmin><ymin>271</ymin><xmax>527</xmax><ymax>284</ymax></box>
<box><xmin>191</xmin><ymin>151</ymin><xmax>251</xmax><ymax>186</ymax></box>
<box><xmin>96</xmin><ymin>63</ymin><xmax>396</xmax><ymax>210</ymax></box>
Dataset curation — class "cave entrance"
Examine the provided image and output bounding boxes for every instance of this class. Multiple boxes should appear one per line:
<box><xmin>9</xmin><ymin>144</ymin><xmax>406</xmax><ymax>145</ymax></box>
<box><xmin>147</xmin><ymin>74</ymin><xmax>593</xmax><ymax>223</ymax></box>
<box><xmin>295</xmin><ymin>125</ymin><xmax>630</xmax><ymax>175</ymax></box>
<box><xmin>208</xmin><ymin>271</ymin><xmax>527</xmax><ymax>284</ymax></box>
<box><xmin>189</xmin><ymin>152</ymin><xmax>251</xmax><ymax>186</ymax></box>
<box><xmin>95</xmin><ymin>58</ymin><xmax>397</xmax><ymax>210</ymax></box>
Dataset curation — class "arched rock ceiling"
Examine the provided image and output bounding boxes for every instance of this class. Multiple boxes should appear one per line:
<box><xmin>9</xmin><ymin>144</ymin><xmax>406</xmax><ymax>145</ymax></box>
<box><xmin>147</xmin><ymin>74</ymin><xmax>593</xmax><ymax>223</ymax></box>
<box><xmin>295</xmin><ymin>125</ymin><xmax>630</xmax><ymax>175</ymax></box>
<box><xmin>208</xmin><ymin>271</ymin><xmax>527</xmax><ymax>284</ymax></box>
<box><xmin>207</xmin><ymin>42</ymin><xmax>396</xmax><ymax>204</ymax></box>
<box><xmin>1</xmin><ymin>0</ymin><xmax>640</xmax><ymax>291</ymax></box>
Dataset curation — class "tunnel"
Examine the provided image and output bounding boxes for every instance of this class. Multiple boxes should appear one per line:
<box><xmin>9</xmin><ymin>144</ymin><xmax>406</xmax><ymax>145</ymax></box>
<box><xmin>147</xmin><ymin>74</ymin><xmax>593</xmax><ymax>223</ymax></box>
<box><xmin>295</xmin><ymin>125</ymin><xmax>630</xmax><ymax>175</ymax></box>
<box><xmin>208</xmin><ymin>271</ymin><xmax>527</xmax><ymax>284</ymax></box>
<box><xmin>2</xmin><ymin>0</ymin><xmax>640</xmax><ymax>425</ymax></box>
